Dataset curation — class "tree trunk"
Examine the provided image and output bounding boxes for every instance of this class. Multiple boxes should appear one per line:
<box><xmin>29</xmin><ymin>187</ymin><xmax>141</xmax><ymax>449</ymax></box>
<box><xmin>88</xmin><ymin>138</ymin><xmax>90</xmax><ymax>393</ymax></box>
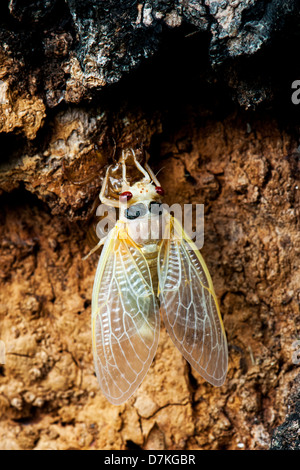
<box><xmin>0</xmin><ymin>0</ymin><xmax>299</xmax><ymax>450</ymax></box>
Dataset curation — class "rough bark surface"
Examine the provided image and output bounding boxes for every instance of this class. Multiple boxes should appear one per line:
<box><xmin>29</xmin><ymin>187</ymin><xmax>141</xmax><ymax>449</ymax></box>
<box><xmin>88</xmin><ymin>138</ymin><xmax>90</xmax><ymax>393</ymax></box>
<box><xmin>0</xmin><ymin>0</ymin><xmax>299</xmax><ymax>450</ymax></box>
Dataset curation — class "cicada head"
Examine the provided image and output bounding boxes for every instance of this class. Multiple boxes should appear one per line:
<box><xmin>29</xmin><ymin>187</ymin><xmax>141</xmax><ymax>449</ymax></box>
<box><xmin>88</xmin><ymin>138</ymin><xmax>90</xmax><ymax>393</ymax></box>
<box><xmin>96</xmin><ymin>147</ymin><xmax>166</xmax><ymax>243</ymax></box>
<box><xmin>120</xmin><ymin>180</ymin><xmax>160</xmax><ymax>205</ymax></box>
<box><xmin>118</xmin><ymin>177</ymin><xmax>165</xmax><ymax>228</ymax></box>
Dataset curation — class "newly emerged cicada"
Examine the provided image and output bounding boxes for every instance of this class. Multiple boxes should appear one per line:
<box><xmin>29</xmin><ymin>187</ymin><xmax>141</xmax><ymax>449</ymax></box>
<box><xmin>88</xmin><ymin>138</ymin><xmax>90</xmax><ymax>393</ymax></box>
<box><xmin>87</xmin><ymin>149</ymin><xmax>228</xmax><ymax>404</ymax></box>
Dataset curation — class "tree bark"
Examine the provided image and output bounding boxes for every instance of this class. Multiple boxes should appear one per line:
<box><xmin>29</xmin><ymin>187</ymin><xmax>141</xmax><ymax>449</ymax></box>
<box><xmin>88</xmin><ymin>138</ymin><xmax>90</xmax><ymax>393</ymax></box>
<box><xmin>0</xmin><ymin>0</ymin><xmax>299</xmax><ymax>450</ymax></box>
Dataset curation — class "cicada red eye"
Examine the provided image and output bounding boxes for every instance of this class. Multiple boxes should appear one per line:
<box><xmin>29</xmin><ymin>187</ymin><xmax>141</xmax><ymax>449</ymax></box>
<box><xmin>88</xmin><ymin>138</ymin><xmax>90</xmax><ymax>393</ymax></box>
<box><xmin>155</xmin><ymin>186</ymin><xmax>165</xmax><ymax>196</ymax></box>
<box><xmin>119</xmin><ymin>191</ymin><xmax>133</xmax><ymax>203</ymax></box>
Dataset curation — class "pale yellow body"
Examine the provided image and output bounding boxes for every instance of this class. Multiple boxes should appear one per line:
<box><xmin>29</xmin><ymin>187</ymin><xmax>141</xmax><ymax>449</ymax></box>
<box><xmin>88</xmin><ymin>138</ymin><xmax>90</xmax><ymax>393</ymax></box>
<box><xmin>89</xmin><ymin>150</ymin><xmax>228</xmax><ymax>404</ymax></box>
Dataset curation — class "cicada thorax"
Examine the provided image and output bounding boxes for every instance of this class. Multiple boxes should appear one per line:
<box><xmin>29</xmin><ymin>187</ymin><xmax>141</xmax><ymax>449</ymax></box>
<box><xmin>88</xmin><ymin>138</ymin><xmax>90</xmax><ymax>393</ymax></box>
<box><xmin>121</xmin><ymin>198</ymin><xmax>165</xmax><ymax>244</ymax></box>
<box><xmin>121</xmin><ymin>198</ymin><xmax>165</xmax><ymax>296</ymax></box>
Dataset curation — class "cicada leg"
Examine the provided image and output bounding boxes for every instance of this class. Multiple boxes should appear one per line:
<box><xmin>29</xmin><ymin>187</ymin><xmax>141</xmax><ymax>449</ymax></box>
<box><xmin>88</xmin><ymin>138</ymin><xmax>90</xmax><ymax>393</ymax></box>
<box><xmin>99</xmin><ymin>165</ymin><xmax>120</xmax><ymax>208</ymax></box>
<box><xmin>82</xmin><ymin>235</ymin><xmax>108</xmax><ymax>260</ymax></box>
<box><xmin>144</xmin><ymin>162</ymin><xmax>161</xmax><ymax>187</ymax></box>
<box><xmin>120</xmin><ymin>149</ymin><xmax>152</xmax><ymax>186</ymax></box>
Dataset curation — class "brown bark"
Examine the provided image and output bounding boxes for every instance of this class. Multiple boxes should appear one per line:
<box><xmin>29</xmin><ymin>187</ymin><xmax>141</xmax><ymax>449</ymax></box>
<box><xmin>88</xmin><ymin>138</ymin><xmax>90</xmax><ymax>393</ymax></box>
<box><xmin>0</xmin><ymin>108</ymin><xmax>299</xmax><ymax>450</ymax></box>
<box><xmin>0</xmin><ymin>0</ymin><xmax>299</xmax><ymax>451</ymax></box>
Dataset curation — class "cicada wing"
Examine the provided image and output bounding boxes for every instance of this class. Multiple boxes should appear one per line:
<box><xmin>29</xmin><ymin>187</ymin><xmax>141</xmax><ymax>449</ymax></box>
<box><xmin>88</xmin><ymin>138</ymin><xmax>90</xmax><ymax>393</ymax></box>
<box><xmin>158</xmin><ymin>217</ymin><xmax>228</xmax><ymax>386</ymax></box>
<box><xmin>92</xmin><ymin>225</ymin><xmax>160</xmax><ymax>405</ymax></box>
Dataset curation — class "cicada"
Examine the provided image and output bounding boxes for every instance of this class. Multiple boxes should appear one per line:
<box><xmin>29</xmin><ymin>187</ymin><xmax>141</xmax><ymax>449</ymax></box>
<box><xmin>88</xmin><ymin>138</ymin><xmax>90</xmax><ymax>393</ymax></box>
<box><xmin>88</xmin><ymin>149</ymin><xmax>228</xmax><ymax>404</ymax></box>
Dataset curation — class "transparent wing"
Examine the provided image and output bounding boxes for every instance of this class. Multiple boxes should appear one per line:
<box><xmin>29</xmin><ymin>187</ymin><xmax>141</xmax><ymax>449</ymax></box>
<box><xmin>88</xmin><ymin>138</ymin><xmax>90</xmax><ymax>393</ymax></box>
<box><xmin>91</xmin><ymin>225</ymin><xmax>160</xmax><ymax>405</ymax></box>
<box><xmin>158</xmin><ymin>216</ymin><xmax>228</xmax><ymax>386</ymax></box>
